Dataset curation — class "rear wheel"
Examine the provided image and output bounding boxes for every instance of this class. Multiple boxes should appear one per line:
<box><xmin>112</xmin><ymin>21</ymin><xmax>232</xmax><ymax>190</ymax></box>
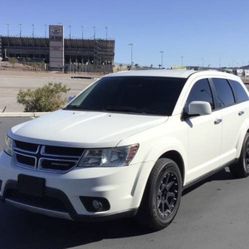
<box><xmin>136</xmin><ymin>158</ymin><xmax>182</xmax><ymax>231</ymax></box>
<box><xmin>230</xmin><ymin>133</ymin><xmax>249</xmax><ymax>178</ymax></box>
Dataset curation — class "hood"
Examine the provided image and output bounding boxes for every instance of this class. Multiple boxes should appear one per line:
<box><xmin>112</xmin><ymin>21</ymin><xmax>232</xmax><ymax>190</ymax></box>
<box><xmin>10</xmin><ymin>110</ymin><xmax>168</xmax><ymax>147</ymax></box>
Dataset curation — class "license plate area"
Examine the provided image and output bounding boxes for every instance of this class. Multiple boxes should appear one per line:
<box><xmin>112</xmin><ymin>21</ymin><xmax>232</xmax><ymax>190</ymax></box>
<box><xmin>18</xmin><ymin>174</ymin><xmax>45</xmax><ymax>197</ymax></box>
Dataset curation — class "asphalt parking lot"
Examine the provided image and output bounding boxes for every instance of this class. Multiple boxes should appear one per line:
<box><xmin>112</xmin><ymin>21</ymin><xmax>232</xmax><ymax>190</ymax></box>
<box><xmin>1</xmin><ymin>117</ymin><xmax>249</xmax><ymax>249</ymax></box>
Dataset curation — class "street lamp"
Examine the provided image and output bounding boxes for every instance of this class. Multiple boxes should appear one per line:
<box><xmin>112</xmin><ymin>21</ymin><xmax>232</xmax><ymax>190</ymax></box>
<box><xmin>105</xmin><ymin>26</ymin><xmax>108</xmax><ymax>40</ymax></box>
<box><xmin>44</xmin><ymin>24</ymin><xmax>47</xmax><ymax>38</ymax></box>
<box><xmin>128</xmin><ymin>43</ymin><xmax>133</xmax><ymax>68</ymax></box>
<box><xmin>6</xmin><ymin>24</ymin><xmax>9</xmax><ymax>36</ymax></box>
<box><xmin>69</xmin><ymin>25</ymin><xmax>71</xmax><ymax>39</ymax></box>
<box><xmin>181</xmin><ymin>56</ymin><xmax>184</xmax><ymax>67</ymax></box>
<box><xmin>93</xmin><ymin>26</ymin><xmax>96</xmax><ymax>40</ymax></box>
<box><xmin>19</xmin><ymin>24</ymin><xmax>22</xmax><ymax>37</ymax></box>
<box><xmin>160</xmin><ymin>51</ymin><xmax>164</xmax><ymax>68</ymax></box>
<box><xmin>32</xmin><ymin>24</ymin><xmax>34</xmax><ymax>38</ymax></box>
<box><xmin>81</xmin><ymin>25</ymin><xmax>84</xmax><ymax>40</ymax></box>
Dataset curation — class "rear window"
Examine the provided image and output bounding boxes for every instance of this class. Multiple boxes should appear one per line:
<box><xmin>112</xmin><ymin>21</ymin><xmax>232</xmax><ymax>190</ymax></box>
<box><xmin>212</xmin><ymin>78</ymin><xmax>235</xmax><ymax>108</ymax></box>
<box><xmin>65</xmin><ymin>76</ymin><xmax>186</xmax><ymax>116</ymax></box>
<box><xmin>229</xmin><ymin>80</ymin><xmax>249</xmax><ymax>103</ymax></box>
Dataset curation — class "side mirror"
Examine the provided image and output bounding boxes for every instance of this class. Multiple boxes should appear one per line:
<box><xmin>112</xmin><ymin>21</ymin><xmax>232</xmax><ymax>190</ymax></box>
<box><xmin>186</xmin><ymin>101</ymin><xmax>212</xmax><ymax>116</ymax></box>
<box><xmin>67</xmin><ymin>95</ymin><xmax>76</xmax><ymax>103</ymax></box>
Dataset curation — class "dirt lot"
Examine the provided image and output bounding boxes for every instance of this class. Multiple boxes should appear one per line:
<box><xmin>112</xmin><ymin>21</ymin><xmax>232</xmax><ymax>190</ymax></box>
<box><xmin>0</xmin><ymin>69</ymin><xmax>248</xmax><ymax>112</ymax></box>
<box><xmin>0</xmin><ymin>70</ymin><xmax>95</xmax><ymax>112</ymax></box>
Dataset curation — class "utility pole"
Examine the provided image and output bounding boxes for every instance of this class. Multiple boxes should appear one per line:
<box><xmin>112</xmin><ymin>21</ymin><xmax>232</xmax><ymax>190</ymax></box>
<box><xmin>128</xmin><ymin>43</ymin><xmax>133</xmax><ymax>68</ymax></box>
<box><xmin>32</xmin><ymin>24</ymin><xmax>34</xmax><ymax>38</ymax></box>
<box><xmin>45</xmin><ymin>24</ymin><xmax>47</xmax><ymax>38</ymax></box>
<box><xmin>69</xmin><ymin>25</ymin><xmax>71</xmax><ymax>39</ymax></box>
<box><xmin>93</xmin><ymin>26</ymin><xmax>96</xmax><ymax>40</ymax></box>
<box><xmin>81</xmin><ymin>25</ymin><xmax>84</xmax><ymax>40</ymax></box>
<box><xmin>105</xmin><ymin>26</ymin><xmax>108</xmax><ymax>40</ymax></box>
<box><xmin>160</xmin><ymin>51</ymin><xmax>164</xmax><ymax>68</ymax></box>
<box><xmin>19</xmin><ymin>24</ymin><xmax>22</xmax><ymax>37</ymax></box>
<box><xmin>6</xmin><ymin>24</ymin><xmax>9</xmax><ymax>36</ymax></box>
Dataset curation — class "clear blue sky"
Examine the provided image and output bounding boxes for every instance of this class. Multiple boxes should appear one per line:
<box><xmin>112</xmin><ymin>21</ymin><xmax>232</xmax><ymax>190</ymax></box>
<box><xmin>1</xmin><ymin>0</ymin><xmax>249</xmax><ymax>67</ymax></box>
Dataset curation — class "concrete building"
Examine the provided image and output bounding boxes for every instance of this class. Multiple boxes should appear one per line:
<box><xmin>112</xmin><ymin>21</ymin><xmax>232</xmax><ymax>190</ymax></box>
<box><xmin>0</xmin><ymin>25</ymin><xmax>115</xmax><ymax>72</ymax></box>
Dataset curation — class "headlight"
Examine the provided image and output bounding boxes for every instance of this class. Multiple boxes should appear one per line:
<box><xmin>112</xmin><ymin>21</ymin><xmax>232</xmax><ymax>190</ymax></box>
<box><xmin>4</xmin><ymin>136</ymin><xmax>14</xmax><ymax>156</ymax></box>
<box><xmin>77</xmin><ymin>144</ymin><xmax>139</xmax><ymax>168</ymax></box>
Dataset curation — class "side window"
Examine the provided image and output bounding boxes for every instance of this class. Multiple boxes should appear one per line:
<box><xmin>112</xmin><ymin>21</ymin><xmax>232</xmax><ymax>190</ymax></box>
<box><xmin>212</xmin><ymin>78</ymin><xmax>235</xmax><ymax>108</ymax></box>
<box><xmin>186</xmin><ymin>79</ymin><xmax>214</xmax><ymax>109</ymax></box>
<box><xmin>229</xmin><ymin>80</ymin><xmax>249</xmax><ymax>103</ymax></box>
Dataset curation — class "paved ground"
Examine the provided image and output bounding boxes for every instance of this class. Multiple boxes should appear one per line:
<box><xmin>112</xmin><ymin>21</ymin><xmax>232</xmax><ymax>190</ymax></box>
<box><xmin>1</xmin><ymin>118</ymin><xmax>249</xmax><ymax>249</ymax></box>
<box><xmin>0</xmin><ymin>70</ymin><xmax>94</xmax><ymax>112</ymax></box>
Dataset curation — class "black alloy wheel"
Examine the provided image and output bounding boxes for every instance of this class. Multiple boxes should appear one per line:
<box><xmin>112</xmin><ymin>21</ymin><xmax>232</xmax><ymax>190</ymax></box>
<box><xmin>156</xmin><ymin>170</ymin><xmax>179</xmax><ymax>219</ymax></box>
<box><xmin>136</xmin><ymin>158</ymin><xmax>182</xmax><ymax>231</ymax></box>
<box><xmin>230</xmin><ymin>133</ymin><xmax>249</xmax><ymax>178</ymax></box>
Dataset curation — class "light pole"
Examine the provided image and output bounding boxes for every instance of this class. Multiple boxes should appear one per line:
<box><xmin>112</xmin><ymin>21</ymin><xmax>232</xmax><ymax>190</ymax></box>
<box><xmin>181</xmin><ymin>56</ymin><xmax>184</xmax><ymax>66</ymax></box>
<box><xmin>105</xmin><ymin>26</ymin><xmax>108</xmax><ymax>40</ymax></box>
<box><xmin>19</xmin><ymin>24</ymin><xmax>22</xmax><ymax>37</ymax></box>
<box><xmin>93</xmin><ymin>26</ymin><xmax>96</xmax><ymax>40</ymax></box>
<box><xmin>128</xmin><ymin>43</ymin><xmax>133</xmax><ymax>68</ymax></box>
<box><xmin>45</xmin><ymin>24</ymin><xmax>47</xmax><ymax>38</ymax></box>
<box><xmin>69</xmin><ymin>25</ymin><xmax>71</xmax><ymax>39</ymax></box>
<box><xmin>81</xmin><ymin>25</ymin><xmax>84</xmax><ymax>40</ymax></box>
<box><xmin>6</xmin><ymin>24</ymin><xmax>9</xmax><ymax>36</ymax></box>
<box><xmin>32</xmin><ymin>24</ymin><xmax>34</xmax><ymax>38</ymax></box>
<box><xmin>160</xmin><ymin>51</ymin><xmax>164</xmax><ymax>68</ymax></box>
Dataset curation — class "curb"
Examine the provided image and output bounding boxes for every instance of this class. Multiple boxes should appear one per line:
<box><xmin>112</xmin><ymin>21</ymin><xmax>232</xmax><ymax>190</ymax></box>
<box><xmin>0</xmin><ymin>112</ymin><xmax>48</xmax><ymax>118</ymax></box>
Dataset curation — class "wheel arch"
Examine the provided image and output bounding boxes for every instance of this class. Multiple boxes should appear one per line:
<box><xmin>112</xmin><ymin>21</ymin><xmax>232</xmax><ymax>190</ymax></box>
<box><xmin>132</xmin><ymin>147</ymin><xmax>186</xmax><ymax>210</ymax></box>
<box><xmin>236</xmin><ymin>119</ymin><xmax>249</xmax><ymax>158</ymax></box>
<box><xmin>159</xmin><ymin>150</ymin><xmax>185</xmax><ymax>184</ymax></box>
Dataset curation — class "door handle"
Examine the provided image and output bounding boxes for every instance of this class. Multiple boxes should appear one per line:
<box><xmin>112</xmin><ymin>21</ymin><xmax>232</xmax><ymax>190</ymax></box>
<box><xmin>238</xmin><ymin>111</ymin><xmax>245</xmax><ymax>116</ymax></box>
<box><xmin>214</xmin><ymin>119</ymin><xmax>222</xmax><ymax>125</ymax></box>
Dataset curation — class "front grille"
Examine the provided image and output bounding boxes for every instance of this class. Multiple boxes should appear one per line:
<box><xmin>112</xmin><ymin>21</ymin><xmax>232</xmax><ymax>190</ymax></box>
<box><xmin>13</xmin><ymin>139</ymin><xmax>84</xmax><ymax>172</ymax></box>
<box><xmin>16</xmin><ymin>154</ymin><xmax>36</xmax><ymax>167</ymax></box>
<box><xmin>40</xmin><ymin>159</ymin><xmax>77</xmax><ymax>171</ymax></box>
<box><xmin>43</xmin><ymin>145</ymin><xmax>83</xmax><ymax>157</ymax></box>
<box><xmin>14</xmin><ymin>140</ymin><xmax>39</xmax><ymax>153</ymax></box>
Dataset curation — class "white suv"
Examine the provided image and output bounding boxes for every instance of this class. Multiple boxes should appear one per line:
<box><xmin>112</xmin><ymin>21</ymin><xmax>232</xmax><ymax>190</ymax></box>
<box><xmin>1</xmin><ymin>70</ymin><xmax>249</xmax><ymax>230</ymax></box>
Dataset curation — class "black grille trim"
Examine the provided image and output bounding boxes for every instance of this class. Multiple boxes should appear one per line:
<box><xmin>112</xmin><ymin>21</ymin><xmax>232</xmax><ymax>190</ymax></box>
<box><xmin>13</xmin><ymin>140</ymin><xmax>84</xmax><ymax>172</ymax></box>
<box><xmin>14</xmin><ymin>140</ymin><xmax>39</xmax><ymax>154</ymax></box>
<box><xmin>39</xmin><ymin>158</ymin><xmax>77</xmax><ymax>171</ymax></box>
<box><xmin>42</xmin><ymin>145</ymin><xmax>84</xmax><ymax>157</ymax></box>
<box><xmin>16</xmin><ymin>153</ymin><xmax>36</xmax><ymax>167</ymax></box>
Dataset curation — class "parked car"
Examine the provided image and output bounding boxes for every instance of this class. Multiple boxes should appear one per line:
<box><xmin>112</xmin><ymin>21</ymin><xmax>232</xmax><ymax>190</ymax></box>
<box><xmin>1</xmin><ymin>70</ymin><xmax>249</xmax><ymax>230</ymax></box>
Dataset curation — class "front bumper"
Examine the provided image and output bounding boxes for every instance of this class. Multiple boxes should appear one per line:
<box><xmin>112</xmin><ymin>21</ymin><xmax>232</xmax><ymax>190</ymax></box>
<box><xmin>0</xmin><ymin>151</ymin><xmax>151</xmax><ymax>220</ymax></box>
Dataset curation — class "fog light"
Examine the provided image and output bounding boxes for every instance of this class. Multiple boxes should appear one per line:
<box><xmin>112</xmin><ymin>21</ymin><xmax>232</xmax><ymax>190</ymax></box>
<box><xmin>80</xmin><ymin>196</ymin><xmax>110</xmax><ymax>212</ymax></box>
<box><xmin>92</xmin><ymin>200</ymin><xmax>103</xmax><ymax>211</ymax></box>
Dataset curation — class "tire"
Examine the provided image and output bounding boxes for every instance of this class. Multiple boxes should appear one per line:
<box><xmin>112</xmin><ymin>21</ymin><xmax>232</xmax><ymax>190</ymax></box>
<box><xmin>136</xmin><ymin>158</ymin><xmax>182</xmax><ymax>231</ymax></box>
<box><xmin>230</xmin><ymin>133</ymin><xmax>249</xmax><ymax>178</ymax></box>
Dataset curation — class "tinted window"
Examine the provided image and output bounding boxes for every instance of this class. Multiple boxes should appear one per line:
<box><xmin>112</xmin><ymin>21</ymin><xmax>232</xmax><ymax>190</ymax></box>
<box><xmin>230</xmin><ymin>80</ymin><xmax>249</xmax><ymax>103</ymax></box>
<box><xmin>186</xmin><ymin>79</ymin><xmax>214</xmax><ymax>109</ymax></box>
<box><xmin>65</xmin><ymin>77</ymin><xmax>186</xmax><ymax>116</ymax></box>
<box><xmin>212</xmin><ymin>78</ymin><xmax>235</xmax><ymax>108</ymax></box>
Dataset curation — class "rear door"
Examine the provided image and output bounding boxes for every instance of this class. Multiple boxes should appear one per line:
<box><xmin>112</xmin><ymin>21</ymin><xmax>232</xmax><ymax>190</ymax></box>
<box><xmin>211</xmin><ymin>78</ymin><xmax>249</xmax><ymax>162</ymax></box>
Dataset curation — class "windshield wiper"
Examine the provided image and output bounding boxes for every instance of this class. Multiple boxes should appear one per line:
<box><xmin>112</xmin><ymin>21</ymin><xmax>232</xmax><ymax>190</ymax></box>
<box><xmin>104</xmin><ymin>106</ymin><xmax>145</xmax><ymax>114</ymax></box>
<box><xmin>64</xmin><ymin>105</ymin><xmax>147</xmax><ymax>114</ymax></box>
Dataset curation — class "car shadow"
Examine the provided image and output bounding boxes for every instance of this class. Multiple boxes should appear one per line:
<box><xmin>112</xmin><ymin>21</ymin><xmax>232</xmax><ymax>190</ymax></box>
<box><xmin>0</xmin><ymin>205</ymin><xmax>152</xmax><ymax>249</ymax></box>
<box><xmin>0</xmin><ymin>168</ymin><xmax>236</xmax><ymax>249</ymax></box>
<box><xmin>183</xmin><ymin>167</ymin><xmax>234</xmax><ymax>195</ymax></box>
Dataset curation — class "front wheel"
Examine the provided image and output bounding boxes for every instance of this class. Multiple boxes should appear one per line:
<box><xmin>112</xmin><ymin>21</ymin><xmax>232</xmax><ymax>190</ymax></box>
<box><xmin>230</xmin><ymin>133</ymin><xmax>249</xmax><ymax>178</ymax></box>
<box><xmin>136</xmin><ymin>158</ymin><xmax>182</xmax><ymax>231</ymax></box>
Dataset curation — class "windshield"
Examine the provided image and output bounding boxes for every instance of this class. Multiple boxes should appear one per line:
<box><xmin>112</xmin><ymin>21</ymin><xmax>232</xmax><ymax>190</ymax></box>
<box><xmin>65</xmin><ymin>76</ymin><xmax>186</xmax><ymax>116</ymax></box>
